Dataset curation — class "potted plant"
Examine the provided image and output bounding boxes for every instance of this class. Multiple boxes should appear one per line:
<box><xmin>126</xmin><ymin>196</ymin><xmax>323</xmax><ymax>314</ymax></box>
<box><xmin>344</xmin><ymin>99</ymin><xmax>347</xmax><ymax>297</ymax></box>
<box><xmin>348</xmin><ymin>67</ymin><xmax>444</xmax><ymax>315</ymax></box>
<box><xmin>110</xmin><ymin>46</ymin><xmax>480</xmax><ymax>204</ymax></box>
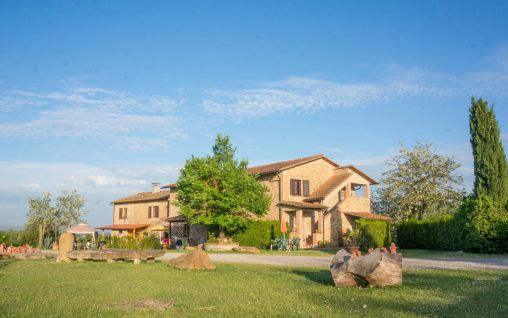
<box><xmin>51</xmin><ymin>242</ymin><xmax>59</xmax><ymax>251</ymax></box>
<box><xmin>344</xmin><ymin>229</ymin><xmax>360</xmax><ymax>255</ymax></box>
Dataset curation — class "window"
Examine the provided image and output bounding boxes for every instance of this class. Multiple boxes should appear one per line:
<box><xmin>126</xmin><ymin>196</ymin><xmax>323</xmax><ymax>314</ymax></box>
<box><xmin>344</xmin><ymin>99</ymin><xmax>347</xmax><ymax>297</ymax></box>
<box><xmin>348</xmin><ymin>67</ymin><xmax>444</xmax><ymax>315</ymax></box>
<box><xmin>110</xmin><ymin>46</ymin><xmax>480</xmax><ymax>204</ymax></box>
<box><xmin>303</xmin><ymin>180</ymin><xmax>310</xmax><ymax>197</ymax></box>
<box><xmin>352</xmin><ymin>184</ymin><xmax>367</xmax><ymax>198</ymax></box>
<box><xmin>118</xmin><ymin>208</ymin><xmax>127</xmax><ymax>219</ymax></box>
<box><xmin>290</xmin><ymin>179</ymin><xmax>309</xmax><ymax>196</ymax></box>
<box><xmin>290</xmin><ymin>179</ymin><xmax>301</xmax><ymax>195</ymax></box>
<box><xmin>148</xmin><ymin>206</ymin><xmax>160</xmax><ymax>218</ymax></box>
<box><xmin>288</xmin><ymin>212</ymin><xmax>296</xmax><ymax>231</ymax></box>
<box><xmin>339</xmin><ymin>188</ymin><xmax>345</xmax><ymax>202</ymax></box>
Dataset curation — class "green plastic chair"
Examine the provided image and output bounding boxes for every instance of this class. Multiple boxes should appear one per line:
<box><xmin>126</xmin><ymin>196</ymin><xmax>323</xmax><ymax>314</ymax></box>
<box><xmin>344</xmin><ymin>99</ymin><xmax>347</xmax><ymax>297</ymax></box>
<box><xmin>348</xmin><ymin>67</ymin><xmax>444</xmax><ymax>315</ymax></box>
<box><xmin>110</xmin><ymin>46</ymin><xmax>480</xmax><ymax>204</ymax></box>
<box><xmin>270</xmin><ymin>239</ymin><xmax>280</xmax><ymax>251</ymax></box>
<box><xmin>292</xmin><ymin>238</ymin><xmax>301</xmax><ymax>251</ymax></box>
<box><xmin>279</xmin><ymin>238</ymin><xmax>289</xmax><ymax>251</ymax></box>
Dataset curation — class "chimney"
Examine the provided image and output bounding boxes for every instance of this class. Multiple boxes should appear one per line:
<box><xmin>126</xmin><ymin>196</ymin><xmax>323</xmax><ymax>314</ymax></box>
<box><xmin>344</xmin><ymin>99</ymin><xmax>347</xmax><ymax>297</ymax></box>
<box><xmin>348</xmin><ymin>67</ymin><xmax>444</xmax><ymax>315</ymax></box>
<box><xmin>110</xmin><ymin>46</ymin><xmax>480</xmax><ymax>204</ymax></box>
<box><xmin>151</xmin><ymin>182</ymin><xmax>160</xmax><ymax>193</ymax></box>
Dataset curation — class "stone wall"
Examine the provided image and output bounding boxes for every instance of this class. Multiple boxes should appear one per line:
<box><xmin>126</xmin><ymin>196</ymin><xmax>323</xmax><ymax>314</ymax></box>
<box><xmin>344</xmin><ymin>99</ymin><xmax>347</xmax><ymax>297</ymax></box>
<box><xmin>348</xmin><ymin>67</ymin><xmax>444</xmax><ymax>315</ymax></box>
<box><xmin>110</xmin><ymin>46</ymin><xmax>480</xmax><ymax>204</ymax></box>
<box><xmin>257</xmin><ymin>173</ymin><xmax>280</xmax><ymax>220</ymax></box>
<box><xmin>113</xmin><ymin>200</ymin><xmax>170</xmax><ymax>226</ymax></box>
<box><xmin>280</xmin><ymin>158</ymin><xmax>336</xmax><ymax>202</ymax></box>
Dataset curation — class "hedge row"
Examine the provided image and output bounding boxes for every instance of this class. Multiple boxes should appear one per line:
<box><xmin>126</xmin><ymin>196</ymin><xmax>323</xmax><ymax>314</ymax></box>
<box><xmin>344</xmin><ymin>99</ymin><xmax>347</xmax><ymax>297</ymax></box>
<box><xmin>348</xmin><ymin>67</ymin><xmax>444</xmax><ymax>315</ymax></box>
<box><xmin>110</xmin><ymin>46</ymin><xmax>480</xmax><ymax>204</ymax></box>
<box><xmin>355</xmin><ymin>219</ymin><xmax>391</xmax><ymax>251</ymax></box>
<box><xmin>395</xmin><ymin>215</ymin><xmax>462</xmax><ymax>250</ymax></box>
<box><xmin>233</xmin><ymin>220</ymin><xmax>285</xmax><ymax>249</ymax></box>
<box><xmin>395</xmin><ymin>195</ymin><xmax>508</xmax><ymax>253</ymax></box>
<box><xmin>103</xmin><ymin>235</ymin><xmax>161</xmax><ymax>250</ymax></box>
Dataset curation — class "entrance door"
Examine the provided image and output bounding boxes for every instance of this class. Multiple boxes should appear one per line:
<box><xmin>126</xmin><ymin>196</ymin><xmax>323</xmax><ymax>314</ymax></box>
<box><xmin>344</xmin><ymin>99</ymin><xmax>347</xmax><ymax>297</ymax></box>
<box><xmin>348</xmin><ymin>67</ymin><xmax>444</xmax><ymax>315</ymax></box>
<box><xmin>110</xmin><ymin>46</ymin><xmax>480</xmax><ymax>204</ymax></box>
<box><xmin>302</xmin><ymin>211</ymin><xmax>315</xmax><ymax>246</ymax></box>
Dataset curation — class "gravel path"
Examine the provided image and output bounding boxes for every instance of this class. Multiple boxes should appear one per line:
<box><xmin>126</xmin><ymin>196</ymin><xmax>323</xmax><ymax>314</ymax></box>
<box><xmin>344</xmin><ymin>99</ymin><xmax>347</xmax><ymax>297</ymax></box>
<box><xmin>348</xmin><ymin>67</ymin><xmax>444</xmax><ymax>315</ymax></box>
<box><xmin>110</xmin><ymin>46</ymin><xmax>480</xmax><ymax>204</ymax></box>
<box><xmin>157</xmin><ymin>252</ymin><xmax>508</xmax><ymax>270</ymax></box>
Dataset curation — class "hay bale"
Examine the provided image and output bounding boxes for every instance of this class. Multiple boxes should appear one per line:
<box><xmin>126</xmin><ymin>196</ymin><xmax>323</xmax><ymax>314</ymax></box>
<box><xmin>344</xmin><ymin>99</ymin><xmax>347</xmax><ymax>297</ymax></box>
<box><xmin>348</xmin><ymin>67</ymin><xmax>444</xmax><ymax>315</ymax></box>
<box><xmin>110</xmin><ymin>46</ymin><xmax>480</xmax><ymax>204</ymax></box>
<box><xmin>58</xmin><ymin>232</ymin><xmax>74</xmax><ymax>262</ymax></box>
<box><xmin>166</xmin><ymin>249</ymin><xmax>216</xmax><ymax>270</ymax></box>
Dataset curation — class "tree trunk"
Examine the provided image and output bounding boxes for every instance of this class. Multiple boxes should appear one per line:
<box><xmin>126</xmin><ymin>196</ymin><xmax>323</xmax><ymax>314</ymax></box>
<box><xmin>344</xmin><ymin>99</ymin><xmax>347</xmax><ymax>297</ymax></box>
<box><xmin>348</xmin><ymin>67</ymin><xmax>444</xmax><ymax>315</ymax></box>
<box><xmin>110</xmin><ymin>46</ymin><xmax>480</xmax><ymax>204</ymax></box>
<box><xmin>330</xmin><ymin>249</ymin><xmax>402</xmax><ymax>287</ymax></box>
<box><xmin>38</xmin><ymin>223</ymin><xmax>46</xmax><ymax>249</ymax></box>
<box><xmin>218</xmin><ymin>226</ymin><xmax>226</xmax><ymax>243</ymax></box>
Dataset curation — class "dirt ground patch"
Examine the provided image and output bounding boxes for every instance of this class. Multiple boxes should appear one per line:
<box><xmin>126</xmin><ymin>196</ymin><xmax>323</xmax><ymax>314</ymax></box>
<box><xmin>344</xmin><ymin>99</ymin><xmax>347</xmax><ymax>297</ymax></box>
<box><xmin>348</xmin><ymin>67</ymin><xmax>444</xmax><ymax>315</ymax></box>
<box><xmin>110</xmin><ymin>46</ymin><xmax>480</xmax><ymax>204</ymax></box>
<box><xmin>104</xmin><ymin>299</ymin><xmax>173</xmax><ymax>311</ymax></box>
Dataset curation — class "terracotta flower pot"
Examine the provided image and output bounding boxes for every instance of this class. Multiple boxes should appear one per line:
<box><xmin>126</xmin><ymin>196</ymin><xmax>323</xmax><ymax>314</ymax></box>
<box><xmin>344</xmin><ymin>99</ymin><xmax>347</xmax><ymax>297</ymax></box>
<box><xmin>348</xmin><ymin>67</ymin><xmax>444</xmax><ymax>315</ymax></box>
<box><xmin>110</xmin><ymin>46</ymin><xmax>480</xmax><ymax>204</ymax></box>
<box><xmin>347</xmin><ymin>246</ymin><xmax>360</xmax><ymax>254</ymax></box>
<box><xmin>52</xmin><ymin>244</ymin><xmax>59</xmax><ymax>251</ymax></box>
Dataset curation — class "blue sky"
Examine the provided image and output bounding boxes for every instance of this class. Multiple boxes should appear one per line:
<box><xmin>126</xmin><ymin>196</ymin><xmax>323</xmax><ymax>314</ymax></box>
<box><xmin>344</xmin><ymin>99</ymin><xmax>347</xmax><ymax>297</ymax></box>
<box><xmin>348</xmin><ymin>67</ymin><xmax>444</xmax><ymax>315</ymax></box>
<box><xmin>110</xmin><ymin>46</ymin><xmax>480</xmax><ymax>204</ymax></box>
<box><xmin>1</xmin><ymin>1</ymin><xmax>507</xmax><ymax>229</ymax></box>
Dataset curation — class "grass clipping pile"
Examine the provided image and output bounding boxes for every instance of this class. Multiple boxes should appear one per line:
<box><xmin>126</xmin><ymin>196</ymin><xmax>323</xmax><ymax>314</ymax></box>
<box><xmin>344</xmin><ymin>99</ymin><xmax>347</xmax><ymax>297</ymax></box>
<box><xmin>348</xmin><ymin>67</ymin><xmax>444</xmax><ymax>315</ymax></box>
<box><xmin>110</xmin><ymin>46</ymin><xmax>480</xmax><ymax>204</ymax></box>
<box><xmin>166</xmin><ymin>248</ymin><xmax>216</xmax><ymax>270</ymax></box>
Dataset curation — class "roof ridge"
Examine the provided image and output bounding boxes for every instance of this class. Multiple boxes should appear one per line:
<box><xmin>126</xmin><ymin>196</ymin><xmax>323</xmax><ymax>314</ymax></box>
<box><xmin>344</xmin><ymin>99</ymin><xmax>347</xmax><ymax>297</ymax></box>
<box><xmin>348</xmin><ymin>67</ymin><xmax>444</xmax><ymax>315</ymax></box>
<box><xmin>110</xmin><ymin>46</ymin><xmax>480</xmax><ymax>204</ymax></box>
<box><xmin>248</xmin><ymin>154</ymin><xmax>338</xmax><ymax>175</ymax></box>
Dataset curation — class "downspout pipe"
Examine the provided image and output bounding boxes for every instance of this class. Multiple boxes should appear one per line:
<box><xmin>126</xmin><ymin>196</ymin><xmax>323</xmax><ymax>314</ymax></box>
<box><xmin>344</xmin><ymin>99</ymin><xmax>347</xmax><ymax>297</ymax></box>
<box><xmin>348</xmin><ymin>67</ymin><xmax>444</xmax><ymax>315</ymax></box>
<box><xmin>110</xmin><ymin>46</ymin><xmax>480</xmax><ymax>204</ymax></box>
<box><xmin>277</xmin><ymin>172</ymin><xmax>282</xmax><ymax>222</ymax></box>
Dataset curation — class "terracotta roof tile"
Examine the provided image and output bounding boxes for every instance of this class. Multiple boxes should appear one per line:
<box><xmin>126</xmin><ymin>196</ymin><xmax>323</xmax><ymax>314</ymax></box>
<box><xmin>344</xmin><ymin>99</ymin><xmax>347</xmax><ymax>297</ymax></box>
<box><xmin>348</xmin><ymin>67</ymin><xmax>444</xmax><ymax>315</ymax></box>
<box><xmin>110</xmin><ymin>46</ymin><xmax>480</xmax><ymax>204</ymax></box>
<box><xmin>167</xmin><ymin>215</ymin><xmax>187</xmax><ymax>222</ymax></box>
<box><xmin>161</xmin><ymin>155</ymin><xmax>342</xmax><ymax>190</ymax></box>
<box><xmin>96</xmin><ymin>224</ymin><xmax>150</xmax><ymax>230</ymax></box>
<box><xmin>303</xmin><ymin>173</ymin><xmax>352</xmax><ymax>202</ymax></box>
<box><xmin>337</xmin><ymin>165</ymin><xmax>379</xmax><ymax>185</ymax></box>
<box><xmin>278</xmin><ymin>200</ymin><xmax>328</xmax><ymax>209</ymax></box>
<box><xmin>111</xmin><ymin>190</ymin><xmax>171</xmax><ymax>204</ymax></box>
<box><xmin>248</xmin><ymin>154</ymin><xmax>338</xmax><ymax>175</ymax></box>
<box><xmin>343</xmin><ymin>211</ymin><xmax>391</xmax><ymax>221</ymax></box>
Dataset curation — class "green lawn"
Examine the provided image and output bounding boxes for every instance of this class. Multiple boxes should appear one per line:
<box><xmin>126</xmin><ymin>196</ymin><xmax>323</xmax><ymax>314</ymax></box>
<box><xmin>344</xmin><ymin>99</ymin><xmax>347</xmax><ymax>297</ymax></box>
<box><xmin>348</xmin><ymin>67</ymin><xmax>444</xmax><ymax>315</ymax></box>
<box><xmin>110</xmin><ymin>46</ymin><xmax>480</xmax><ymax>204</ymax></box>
<box><xmin>1</xmin><ymin>259</ymin><xmax>507</xmax><ymax>317</ymax></box>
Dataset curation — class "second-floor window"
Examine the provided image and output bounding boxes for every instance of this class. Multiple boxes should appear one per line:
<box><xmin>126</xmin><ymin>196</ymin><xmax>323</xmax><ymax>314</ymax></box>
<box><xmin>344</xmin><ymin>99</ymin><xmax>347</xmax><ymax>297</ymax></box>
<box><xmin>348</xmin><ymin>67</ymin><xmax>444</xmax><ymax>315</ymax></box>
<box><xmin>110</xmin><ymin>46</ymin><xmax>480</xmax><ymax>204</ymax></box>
<box><xmin>148</xmin><ymin>206</ymin><xmax>160</xmax><ymax>218</ymax></box>
<box><xmin>118</xmin><ymin>208</ymin><xmax>127</xmax><ymax>219</ymax></box>
<box><xmin>290</xmin><ymin>179</ymin><xmax>310</xmax><ymax>196</ymax></box>
<box><xmin>290</xmin><ymin>179</ymin><xmax>301</xmax><ymax>195</ymax></box>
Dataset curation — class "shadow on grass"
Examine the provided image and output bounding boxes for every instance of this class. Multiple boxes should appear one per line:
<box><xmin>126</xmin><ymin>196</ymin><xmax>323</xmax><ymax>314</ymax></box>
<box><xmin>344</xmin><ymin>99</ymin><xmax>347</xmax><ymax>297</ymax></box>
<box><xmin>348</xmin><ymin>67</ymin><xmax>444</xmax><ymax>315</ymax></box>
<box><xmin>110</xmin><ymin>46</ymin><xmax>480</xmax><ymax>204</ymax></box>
<box><xmin>290</xmin><ymin>268</ymin><xmax>335</xmax><ymax>286</ymax></box>
<box><xmin>298</xmin><ymin>269</ymin><xmax>508</xmax><ymax>316</ymax></box>
<box><xmin>0</xmin><ymin>259</ymin><xmax>16</xmax><ymax>270</ymax></box>
<box><xmin>371</xmin><ymin>270</ymin><xmax>508</xmax><ymax>316</ymax></box>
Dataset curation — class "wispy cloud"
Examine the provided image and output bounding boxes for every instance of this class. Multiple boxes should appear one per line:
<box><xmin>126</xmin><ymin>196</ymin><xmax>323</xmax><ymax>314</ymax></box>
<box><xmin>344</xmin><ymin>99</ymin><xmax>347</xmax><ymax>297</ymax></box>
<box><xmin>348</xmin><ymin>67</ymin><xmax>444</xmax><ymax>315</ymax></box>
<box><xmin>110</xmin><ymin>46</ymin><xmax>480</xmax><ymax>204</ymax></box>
<box><xmin>202</xmin><ymin>48</ymin><xmax>508</xmax><ymax>119</ymax></box>
<box><xmin>202</xmin><ymin>71</ymin><xmax>453</xmax><ymax>118</ymax></box>
<box><xmin>0</xmin><ymin>161</ymin><xmax>182</xmax><ymax>227</ymax></box>
<box><xmin>0</xmin><ymin>161</ymin><xmax>180</xmax><ymax>194</ymax></box>
<box><xmin>0</xmin><ymin>86</ymin><xmax>187</xmax><ymax>150</ymax></box>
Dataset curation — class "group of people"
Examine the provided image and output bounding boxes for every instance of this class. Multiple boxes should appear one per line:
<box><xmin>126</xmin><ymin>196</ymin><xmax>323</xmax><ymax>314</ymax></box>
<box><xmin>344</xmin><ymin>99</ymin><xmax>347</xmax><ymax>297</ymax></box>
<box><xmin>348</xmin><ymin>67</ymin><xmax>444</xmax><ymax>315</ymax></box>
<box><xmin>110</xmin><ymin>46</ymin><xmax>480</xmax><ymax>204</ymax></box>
<box><xmin>0</xmin><ymin>242</ymin><xmax>38</xmax><ymax>255</ymax></box>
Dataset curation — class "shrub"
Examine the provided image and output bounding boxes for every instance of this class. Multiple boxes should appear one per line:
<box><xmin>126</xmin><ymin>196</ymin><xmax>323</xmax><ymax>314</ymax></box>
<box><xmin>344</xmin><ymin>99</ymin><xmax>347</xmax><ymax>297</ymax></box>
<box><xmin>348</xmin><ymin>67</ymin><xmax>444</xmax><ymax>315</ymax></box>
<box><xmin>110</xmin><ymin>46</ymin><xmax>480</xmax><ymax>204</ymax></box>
<box><xmin>317</xmin><ymin>240</ymin><xmax>328</xmax><ymax>248</ymax></box>
<box><xmin>494</xmin><ymin>215</ymin><xmax>508</xmax><ymax>254</ymax></box>
<box><xmin>356</xmin><ymin>219</ymin><xmax>391</xmax><ymax>251</ymax></box>
<box><xmin>456</xmin><ymin>194</ymin><xmax>504</xmax><ymax>253</ymax></box>
<box><xmin>102</xmin><ymin>235</ymin><xmax>161</xmax><ymax>250</ymax></box>
<box><xmin>206</xmin><ymin>232</ymin><xmax>219</xmax><ymax>243</ymax></box>
<box><xmin>395</xmin><ymin>215</ymin><xmax>462</xmax><ymax>251</ymax></box>
<box><xmin>233</xmin><ymin>220</ymin><xmax>286</xmax><ymax>249</ymax></box>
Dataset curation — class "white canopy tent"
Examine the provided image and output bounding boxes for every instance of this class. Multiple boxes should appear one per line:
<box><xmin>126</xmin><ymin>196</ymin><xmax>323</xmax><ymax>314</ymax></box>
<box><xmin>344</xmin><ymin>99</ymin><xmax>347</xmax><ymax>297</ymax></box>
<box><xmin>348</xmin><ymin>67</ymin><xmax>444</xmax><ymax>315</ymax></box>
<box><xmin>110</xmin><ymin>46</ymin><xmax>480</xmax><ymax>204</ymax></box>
<box><xmin>67</xmin><ymin>223</ymin><xmax>96</xmax><ymax>244</ymax></box>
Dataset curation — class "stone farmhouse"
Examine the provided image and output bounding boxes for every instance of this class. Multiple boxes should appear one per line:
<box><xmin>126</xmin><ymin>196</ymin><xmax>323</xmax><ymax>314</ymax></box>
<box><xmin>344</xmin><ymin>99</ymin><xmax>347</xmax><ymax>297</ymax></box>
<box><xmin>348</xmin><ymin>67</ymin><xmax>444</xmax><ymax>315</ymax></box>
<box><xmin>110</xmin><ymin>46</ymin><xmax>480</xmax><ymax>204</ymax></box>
<box><xmin>100</xmin><ymin>154</ymin><xmax>390</xmax><ymax>247</ymax></box>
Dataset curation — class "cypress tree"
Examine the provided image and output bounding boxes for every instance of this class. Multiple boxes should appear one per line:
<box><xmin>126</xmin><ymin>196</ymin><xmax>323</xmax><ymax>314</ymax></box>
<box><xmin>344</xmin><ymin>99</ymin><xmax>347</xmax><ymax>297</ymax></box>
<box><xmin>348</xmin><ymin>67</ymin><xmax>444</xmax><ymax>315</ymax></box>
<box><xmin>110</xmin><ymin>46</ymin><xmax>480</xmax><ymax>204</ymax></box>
<box><xmin>469</xmin><ymin>97</ymin><xmax>508</xmax><ymax>207</ymax></box>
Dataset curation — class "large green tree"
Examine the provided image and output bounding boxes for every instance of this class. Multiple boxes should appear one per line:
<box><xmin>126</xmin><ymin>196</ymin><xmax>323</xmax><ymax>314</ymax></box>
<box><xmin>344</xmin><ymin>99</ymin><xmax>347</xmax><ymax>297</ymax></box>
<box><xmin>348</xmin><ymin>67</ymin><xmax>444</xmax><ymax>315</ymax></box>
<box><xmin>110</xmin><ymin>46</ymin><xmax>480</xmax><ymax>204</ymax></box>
<box><xmin>469</xmin><ymin>97</ymin><xmax>508</xmax><ymax>207</ymax></box>
<box><xmin>27</xmin><ymin>192</ymin><xmax>56</xmax><ymax>248</ymax></box>
<box><xmin>373</xmin><ymin>143</ymin><xmax>465</xmax><ymax>221</ymax></box>
<box><xmin>176</xmin><ymin>134</ymin><xmax>271</xmax><ymax>238</ymax></box>
<box><xmin>55</xmin><ymin>190</ymin><xmax>87</xmax><ymax>231</ymax></box>
<box><xmin>27</xmin><ymin>191</ymin><xmax>87</xmax><ymax>248</ymax></box>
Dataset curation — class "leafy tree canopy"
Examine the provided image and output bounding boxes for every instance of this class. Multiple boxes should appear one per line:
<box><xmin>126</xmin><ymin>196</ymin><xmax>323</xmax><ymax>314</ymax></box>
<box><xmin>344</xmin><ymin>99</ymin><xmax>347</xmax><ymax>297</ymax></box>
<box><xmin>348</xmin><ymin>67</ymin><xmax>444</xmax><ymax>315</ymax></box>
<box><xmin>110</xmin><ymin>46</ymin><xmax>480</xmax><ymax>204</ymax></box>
<box><xmin>373</xmin><ymin>143</ymin><xmax>465</xmax><ymax>221</ymax></box>
<box><xmin>176</xmin><ymin>134</ymin><xmax>271</xmax><ymax>236</ymax></box>
<box><xmin>26</xmin><ymin>191</ymin><xmax>87</xmax><ymax>248</ymax></box>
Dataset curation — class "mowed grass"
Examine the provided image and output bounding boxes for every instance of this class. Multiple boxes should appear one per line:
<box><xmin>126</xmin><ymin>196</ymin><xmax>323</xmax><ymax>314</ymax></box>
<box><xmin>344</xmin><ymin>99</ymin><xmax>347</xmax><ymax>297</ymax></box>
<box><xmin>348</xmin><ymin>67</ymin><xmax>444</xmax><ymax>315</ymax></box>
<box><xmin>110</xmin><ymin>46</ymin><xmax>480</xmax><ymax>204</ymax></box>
<box><xmin>1</xmin><ymin>259</ymin><xmax>507</xmax><ymax>318</ymax></box>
